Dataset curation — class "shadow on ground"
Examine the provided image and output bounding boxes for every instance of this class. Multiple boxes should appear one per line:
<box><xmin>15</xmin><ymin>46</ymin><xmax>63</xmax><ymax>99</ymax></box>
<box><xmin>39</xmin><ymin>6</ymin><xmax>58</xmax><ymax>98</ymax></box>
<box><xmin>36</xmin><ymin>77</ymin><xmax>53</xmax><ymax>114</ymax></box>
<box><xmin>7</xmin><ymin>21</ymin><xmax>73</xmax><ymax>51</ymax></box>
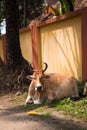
<box><xmin>0</xmin><ymin>103</ymin><xmax>87</xmax><ymax>130</ymax></box>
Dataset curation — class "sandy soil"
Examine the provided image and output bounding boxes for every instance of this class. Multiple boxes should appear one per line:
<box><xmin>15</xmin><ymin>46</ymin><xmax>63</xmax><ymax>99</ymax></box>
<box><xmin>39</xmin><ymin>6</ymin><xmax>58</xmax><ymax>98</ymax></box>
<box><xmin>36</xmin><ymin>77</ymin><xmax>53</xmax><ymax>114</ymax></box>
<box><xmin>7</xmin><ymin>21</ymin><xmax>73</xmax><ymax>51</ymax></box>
<box><xmin>0</xmin><ymin>94</ymin><xmax>87</xmax><ymax>130</ymax></box>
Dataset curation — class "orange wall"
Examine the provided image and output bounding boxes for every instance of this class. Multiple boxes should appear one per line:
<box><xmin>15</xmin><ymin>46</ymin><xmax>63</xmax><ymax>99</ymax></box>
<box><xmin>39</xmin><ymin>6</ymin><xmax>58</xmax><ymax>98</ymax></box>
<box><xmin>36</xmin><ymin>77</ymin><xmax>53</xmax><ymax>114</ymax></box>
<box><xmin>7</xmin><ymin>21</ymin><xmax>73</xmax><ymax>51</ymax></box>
<box><xmin>0</xmin><ymin>38</ymin><xmax>4</xmax><ymax>62</ymax></box>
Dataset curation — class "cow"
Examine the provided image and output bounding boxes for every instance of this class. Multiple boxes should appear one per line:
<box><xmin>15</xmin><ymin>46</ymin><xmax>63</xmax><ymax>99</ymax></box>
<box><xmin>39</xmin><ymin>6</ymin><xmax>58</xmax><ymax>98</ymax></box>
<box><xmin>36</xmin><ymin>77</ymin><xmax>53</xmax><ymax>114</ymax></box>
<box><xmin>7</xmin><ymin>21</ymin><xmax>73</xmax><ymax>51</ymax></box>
<box><xmin>25</xmin><ymin>63</ymin><xmax>80</xmax><ymax>104</ymax></box>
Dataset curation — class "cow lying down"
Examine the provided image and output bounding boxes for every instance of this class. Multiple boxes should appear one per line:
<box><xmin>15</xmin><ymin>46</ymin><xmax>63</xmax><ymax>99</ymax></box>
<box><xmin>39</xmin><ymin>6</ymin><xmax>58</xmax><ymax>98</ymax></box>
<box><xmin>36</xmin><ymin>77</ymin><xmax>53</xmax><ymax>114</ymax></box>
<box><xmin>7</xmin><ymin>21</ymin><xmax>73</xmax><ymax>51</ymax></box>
<box><xmin>26</xmin><ymin>63</ymin><xmax>81</xmax><ymax>104</ymax></box>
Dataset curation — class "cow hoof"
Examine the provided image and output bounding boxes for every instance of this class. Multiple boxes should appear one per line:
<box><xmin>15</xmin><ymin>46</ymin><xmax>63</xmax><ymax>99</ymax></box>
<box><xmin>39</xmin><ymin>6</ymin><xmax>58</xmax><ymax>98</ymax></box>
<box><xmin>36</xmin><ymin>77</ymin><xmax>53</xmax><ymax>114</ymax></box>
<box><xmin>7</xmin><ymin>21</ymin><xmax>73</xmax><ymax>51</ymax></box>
<box><xmin>26</xmin><ymin>96</ymin><xmax>33</xmax><ymax>104</ymax></box>
<box><xmin>70</xmin><ymin>96</ymin><xmax>80</xmax><ymax>101</ymax></box>
<box><xmin>46</xmin><ymin>99</ymin><xmax>52</xmax><ymax>104</ymax></box>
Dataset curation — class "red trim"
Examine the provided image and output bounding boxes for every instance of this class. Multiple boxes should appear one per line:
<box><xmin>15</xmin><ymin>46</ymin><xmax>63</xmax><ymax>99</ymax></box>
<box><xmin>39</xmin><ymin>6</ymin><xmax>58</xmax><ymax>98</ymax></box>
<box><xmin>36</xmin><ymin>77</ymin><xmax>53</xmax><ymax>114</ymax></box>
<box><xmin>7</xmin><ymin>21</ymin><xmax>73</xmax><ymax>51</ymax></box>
<box><xmin>36</xmin><ymin>8</ymin><xmax>87</xmax><ymax>28</ymax></box>
<box><xmin>81</xmin><ymin>8</ymin><xmax>87</xmax><ymax>81</ymax></box>
<box><xmin>2</xmin><ymin>35</ymin><xmax>6</xmax><ymax>64</ymax></box>
<box><xmin>30</xmin><ymin>24</ymin><xmax>39</xmax><ymax>69</ymax></box>
<box><xmin>19</xmin><ymin>27</ymin><xmax>30</xmax><ymax>33</ymax></box>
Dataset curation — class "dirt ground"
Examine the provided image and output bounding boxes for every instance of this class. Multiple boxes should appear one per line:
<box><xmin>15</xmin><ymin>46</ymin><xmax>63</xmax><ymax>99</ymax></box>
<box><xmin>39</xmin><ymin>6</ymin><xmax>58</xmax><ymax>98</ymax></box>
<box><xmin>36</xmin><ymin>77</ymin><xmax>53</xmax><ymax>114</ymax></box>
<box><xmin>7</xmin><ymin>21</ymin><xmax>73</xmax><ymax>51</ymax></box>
<box><xmin>0</xmin><ymin>94</ymin><xmax>87</xmax><ymax>130</ymax></box>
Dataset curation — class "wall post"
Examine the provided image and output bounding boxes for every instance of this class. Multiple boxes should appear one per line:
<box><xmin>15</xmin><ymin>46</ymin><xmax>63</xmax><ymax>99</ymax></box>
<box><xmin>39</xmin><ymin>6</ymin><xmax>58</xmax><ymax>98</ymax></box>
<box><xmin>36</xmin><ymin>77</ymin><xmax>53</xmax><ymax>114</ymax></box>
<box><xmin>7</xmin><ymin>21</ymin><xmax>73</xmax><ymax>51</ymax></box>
<box><xmin>30</xmin><ymin>23</ymin><xmax>39</xmax><ymax>69</ymax></box>
<box><xmin>82</xmin><ymin>8</ymin><xmax>87</xmax><ymax>81</ymax></box>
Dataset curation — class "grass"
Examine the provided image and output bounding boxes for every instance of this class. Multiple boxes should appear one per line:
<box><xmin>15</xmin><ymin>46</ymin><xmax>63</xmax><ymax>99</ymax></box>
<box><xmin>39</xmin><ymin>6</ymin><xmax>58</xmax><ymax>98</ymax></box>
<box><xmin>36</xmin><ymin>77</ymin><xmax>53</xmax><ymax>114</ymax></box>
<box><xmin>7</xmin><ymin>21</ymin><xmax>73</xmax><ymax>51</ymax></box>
<box><xmin>23</xmin><ymin>97</ymin><xmax>87</xmax><ymax>120</ymax></box>
<box><xmin>10</xmin><ymin>91</ymin><xmax>87</xmax><ymax>121</ymax></box>
<box><xmin>51</xmin><ymin>98</ymin><xmax>87</xmax><ymax>120</ymax></box>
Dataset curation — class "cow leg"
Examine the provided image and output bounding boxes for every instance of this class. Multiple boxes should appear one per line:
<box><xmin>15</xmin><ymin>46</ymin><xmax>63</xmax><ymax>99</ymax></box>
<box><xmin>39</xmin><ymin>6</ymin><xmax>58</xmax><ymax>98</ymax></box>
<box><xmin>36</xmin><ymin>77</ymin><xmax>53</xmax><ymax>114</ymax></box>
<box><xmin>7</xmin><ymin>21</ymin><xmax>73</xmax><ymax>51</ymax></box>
<box><xmin>26</xmin><ymin>95</ymin><xmax>33</xmax><ymax>104</ymax></box>
<box><xmin>70</xmin><ymin>84</ymin><xmax>80</xmax><ymax>101</ymax></box>
<box><xmin>46</xmin><ymin>95</ymin><xmax>54</xmax><ymax>103</ymax></box>
<box><xmin>73</xmin><ymin>85</ymin><xmax>79</xmax><ymax>97</ymax></box>
<box><xmin>46</xmin><ymin>99</ymin><xmax>53</xmax><ymax>103</ymax></box>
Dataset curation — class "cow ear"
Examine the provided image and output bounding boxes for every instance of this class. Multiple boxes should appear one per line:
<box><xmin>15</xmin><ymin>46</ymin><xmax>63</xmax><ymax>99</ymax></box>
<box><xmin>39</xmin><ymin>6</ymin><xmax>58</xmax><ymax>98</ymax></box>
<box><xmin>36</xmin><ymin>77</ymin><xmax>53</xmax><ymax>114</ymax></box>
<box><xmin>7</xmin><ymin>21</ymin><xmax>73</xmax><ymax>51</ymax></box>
<box><xmin>26</xmin><ymin>75</ymin><xmax>36</xmax><ymax>80</ymax></box>
<box><xmin>35</xmin><ymin>86</ymin><xmax>43</xmax><ymax>91</ymax></box>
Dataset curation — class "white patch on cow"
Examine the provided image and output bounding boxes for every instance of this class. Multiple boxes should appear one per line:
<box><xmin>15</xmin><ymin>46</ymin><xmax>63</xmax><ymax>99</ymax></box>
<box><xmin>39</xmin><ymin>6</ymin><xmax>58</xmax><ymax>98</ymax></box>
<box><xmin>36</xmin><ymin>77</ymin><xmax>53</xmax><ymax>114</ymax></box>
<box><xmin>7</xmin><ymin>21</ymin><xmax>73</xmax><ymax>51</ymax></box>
<box><xmin>35</xmin><ymin>87</ymin><xmax>38</xmax><ymax>91</ymax></box>
<box><xmin>35</xmin><ymin>81</ymin><xmax>42</xmax><ymax>91</ymax></box>
<box><xmin>33</xmin><ymin>99</ymin><xmax>41</xmax><ymax>104</ymax></box>
<box><xmin>85</xmin><ymin>82</ymin><xmax>87</xmax><ymax>87</ymax></box>
<box><xmin>36</xmin><ymin>81</ymin><xmax>41</xmax><ymax>87</ymax></box>
<box><xmin>25</xmin><ymin>95</ymin><xmax>32</xmax><ymax>104</ymax></box>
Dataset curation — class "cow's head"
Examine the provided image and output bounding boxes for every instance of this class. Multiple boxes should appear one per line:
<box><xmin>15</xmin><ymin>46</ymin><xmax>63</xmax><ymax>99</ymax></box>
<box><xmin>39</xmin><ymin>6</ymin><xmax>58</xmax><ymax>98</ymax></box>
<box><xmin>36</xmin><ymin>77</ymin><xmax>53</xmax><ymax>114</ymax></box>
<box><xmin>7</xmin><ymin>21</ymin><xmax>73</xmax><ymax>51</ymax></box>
<box><xmin>25</xmin><ymin>63</ymin><xmax>48</xmax><ymax>104</ymax></box>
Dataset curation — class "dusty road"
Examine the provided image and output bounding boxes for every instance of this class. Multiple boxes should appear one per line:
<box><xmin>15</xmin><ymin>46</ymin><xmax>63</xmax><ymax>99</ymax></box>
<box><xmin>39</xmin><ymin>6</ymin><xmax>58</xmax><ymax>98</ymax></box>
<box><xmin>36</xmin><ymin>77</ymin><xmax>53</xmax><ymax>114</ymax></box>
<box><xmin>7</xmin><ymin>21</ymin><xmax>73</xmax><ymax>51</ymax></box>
<box><xmin>0</xmin><ymin>94</ymin><xmax>87</xmax><ymax>130</ymax></box>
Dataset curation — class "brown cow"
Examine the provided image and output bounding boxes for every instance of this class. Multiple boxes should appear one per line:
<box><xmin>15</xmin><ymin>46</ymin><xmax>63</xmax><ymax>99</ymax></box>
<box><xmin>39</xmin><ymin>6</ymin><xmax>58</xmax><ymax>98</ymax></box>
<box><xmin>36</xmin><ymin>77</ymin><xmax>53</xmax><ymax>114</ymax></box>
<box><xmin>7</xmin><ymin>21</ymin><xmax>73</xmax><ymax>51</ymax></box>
<box><xmin>26</xmin><ymin>63</ymin><xmax>79</xmax><ymax>104</ymax></box>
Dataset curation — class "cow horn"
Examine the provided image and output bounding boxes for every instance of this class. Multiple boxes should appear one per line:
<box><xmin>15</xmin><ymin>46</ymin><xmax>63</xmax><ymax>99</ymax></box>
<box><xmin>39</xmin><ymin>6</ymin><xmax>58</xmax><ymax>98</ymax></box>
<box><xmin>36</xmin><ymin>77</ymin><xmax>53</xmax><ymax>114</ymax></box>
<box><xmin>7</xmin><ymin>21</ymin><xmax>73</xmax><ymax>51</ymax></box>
<box><xmin>42</xmin><ymin>62</ymin><xmax>48</xmax><ymax>73</ymax></box>
<box><xmin>29</xmin><ymin>63</ymin><xmax>39</xmax><ymax>72</ymax></box>
<box><xmin>29</xmin><ymin>62</ymin><xmax>33</xmax><ymax>68</ymax></box>
<box><xmin>29</xmin><ymin>62</ymin><xmax>34</xmax><ymax>73</ymax></box>
<box><xmin>29</xmin><ymin>62</ymin><xmax>48</xmax><ymax>73</ymax></box>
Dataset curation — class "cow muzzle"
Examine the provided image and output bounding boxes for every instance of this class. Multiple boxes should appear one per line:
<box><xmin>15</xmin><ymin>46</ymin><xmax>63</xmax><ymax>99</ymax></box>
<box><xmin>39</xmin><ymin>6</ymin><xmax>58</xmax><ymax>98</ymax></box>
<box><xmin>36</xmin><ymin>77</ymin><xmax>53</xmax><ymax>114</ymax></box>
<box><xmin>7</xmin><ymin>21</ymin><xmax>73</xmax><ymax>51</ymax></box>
<box><xmin>26</xmin><ymin>96</ymin><xmax>33</xmax><ymax>104</ymax></box>
<box><xmin>33</xmin><ymin>99</ymin><xmax>42</xmax><ymax>104</ymax></box>
<box><xmin>35</xmin><ymin>86</ymin><xmax>43</xmax><ymax>92</ymax></box>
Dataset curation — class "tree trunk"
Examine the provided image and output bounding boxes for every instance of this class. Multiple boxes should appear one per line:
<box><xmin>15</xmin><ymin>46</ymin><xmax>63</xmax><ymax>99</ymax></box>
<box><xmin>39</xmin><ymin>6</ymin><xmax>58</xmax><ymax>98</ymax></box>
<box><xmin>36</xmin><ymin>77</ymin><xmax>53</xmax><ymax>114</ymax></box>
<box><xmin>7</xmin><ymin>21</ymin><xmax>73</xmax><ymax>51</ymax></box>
<box><xmin>64</xmin><ymin>0</ymin><xmax>74</xmax><ymax>12</ymax></box>
<box><xmin>23</xmin><ymin>0</ymin><xmax>27</xmax><ymax>26</ymax></box>
<box><xmin>5</xmin><ymin>0</ymin><xmax>27</xmax><ymax>72</ymax></box>
<box><xmin>3</xmin><ymin>0</ymin><xmax>33</xmax><ymax>93</ymax></box>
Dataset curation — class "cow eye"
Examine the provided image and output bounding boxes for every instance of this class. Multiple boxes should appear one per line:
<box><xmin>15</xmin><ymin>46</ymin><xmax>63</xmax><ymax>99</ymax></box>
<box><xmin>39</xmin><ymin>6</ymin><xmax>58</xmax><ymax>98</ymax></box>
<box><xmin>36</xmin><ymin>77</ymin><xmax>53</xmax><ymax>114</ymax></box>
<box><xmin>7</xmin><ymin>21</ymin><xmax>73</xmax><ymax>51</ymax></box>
<box><xmin>26</xmin><ymin>75</ymin><xmax>36</xmax><ymax>80</ymax></box>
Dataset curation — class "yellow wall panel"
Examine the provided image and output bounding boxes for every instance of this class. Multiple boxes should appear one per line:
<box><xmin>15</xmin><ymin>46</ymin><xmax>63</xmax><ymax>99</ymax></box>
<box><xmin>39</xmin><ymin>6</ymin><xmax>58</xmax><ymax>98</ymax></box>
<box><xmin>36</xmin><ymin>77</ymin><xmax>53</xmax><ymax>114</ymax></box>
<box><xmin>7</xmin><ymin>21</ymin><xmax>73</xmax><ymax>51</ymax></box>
<box><xmin>20</xmin><ymin>31</ymin><xmax>32</xmax><ymax>63</ymax></box>
<box><xmin>40</xmin><ymin>16</ymin><xmax>81</xmax><ymax>80</ymax></box>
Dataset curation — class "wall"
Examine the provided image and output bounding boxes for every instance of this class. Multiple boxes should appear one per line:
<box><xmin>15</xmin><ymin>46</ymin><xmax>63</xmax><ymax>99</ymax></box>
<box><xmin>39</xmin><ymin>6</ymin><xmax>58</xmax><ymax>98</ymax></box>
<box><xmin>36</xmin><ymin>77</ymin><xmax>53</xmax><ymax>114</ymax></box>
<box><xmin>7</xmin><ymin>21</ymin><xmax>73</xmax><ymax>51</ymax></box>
<box><xmin>39</xmin><ymin>16</ymin><xmax>82</xmax><ymax>80</ymax></box>
<box><xmin>33</xmin><ymin>8</ymin><xmax>87</xmax><ymax>81</ymax></box>
<box><xmin>0</xmin><ymin>28</ymin><xmax>32</xmax><ymax>64</ymax></box>
<box><xmin>20</xmin><ymin>29</ymin><xmax>32</xmax><ymax>63</ymax></box>
<box><xmin>0</xmin><ymin>37</ymin><xmax>4</xmax><ymax>62</ymax></box>
<box><xmin>1</xmin><ymin>8</ymin><xmax>87</xmax><ymax>81</ymax></box>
